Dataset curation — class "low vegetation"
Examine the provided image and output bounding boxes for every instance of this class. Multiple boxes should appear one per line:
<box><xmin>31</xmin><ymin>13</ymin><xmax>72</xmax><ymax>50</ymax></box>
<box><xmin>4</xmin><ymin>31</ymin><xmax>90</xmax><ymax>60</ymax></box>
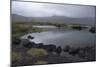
<box><xmin>27</xmin><ymin>48</ymin><xmax>48</xmax><ymax>57</ymax></box>
<box><xmin>34</xmin><ymin>61</ymin><xmax>48</xmax><ymax>65</ymax></box>
<box><xmin>12</xmin><ymin>52</ymin><xmax>23</xmax><ymax>62</ymax></box>
<box><xmin>12</xmin><ymin>22</ymin><xmax>90</xmax><ymax>40</ymax></box>
<box><xmin>12</xmin><ymin>22</ymin><xmax>48</xmax><ymax>39</ymax></box>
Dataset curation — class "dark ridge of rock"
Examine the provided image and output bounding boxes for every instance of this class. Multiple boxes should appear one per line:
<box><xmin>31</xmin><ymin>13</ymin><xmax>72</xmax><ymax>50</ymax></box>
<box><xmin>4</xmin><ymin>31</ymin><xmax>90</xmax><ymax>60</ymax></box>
<box><xmin>12</xmin><ymin>38</ymin><xmax>21</xmax><ymax>45</ymax></box>
<box><xmin>63</xmin><ymin>45</ymin><xmax>71</xmax><ymax>52</ymax></box>
<box><xmin>27</xmin><ymin>35</ymin><xmax>34</xmax><ymax>39</ymax></box>
<box><xmin>36</xmin><ymin>43</ymin><xmax>44</xmax><ymax>48</ymax></box>
<box><xmin>43</xmin><ymin>44</ymin><xmax>57</xmax><ymax>52</ymax></box>
<box><xmin>89</xmin><ymin>27</ymin><xmax>96</xmax><ymax>33</ymax></box>
<box><xmin>20</xmin><ymin>39</ymin><xmax>34</xmax><ymax>48</ymax></box>
<box><xmin>56</xmin><ymin>46</ymin><xmax>62</xmax><ymax>55</ymax></box>
<box><xmin>68</xmin><ymin>48</ymin><xmax>80</xmax><ymax>56</ymax></box>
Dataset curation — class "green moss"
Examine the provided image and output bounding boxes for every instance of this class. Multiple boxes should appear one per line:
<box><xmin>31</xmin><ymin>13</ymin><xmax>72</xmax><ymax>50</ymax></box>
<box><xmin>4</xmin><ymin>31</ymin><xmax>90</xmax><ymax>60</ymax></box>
<box><xmin>12</xmin><ymin>52</ymin><xmax>23</xmax><ymax>62</ymax></box>
<box><xmin>27</xmin><ymin>48</ymin><xmax>48</xmax><ymax>57</ymax></box>
<box><xmin>34</xmin><ymin>61</ymin><xmax>48</xmax><ymax>64</ymax></box>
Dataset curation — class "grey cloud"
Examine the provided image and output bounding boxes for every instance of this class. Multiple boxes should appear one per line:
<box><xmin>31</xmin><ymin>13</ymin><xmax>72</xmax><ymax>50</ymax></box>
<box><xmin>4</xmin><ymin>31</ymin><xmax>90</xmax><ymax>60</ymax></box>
<box><xmin>12</xmin><ymin>1</ymin><xmax>96</xmax><ymax>18</ymax></box>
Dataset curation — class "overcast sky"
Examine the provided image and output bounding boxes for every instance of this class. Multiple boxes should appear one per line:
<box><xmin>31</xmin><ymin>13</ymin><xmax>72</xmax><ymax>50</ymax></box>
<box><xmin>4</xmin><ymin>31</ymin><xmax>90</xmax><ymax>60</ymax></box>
<box><xmin>12</xmin><ymin>1</ymin><xmax>96</xmax><ymax>18</ymax></box>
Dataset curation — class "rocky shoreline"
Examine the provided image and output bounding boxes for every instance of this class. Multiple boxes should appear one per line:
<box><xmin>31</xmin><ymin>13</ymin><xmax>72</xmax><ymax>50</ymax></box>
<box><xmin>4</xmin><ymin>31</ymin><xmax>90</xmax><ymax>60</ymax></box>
<box><xmin>11</xmin><ymin>35</ymin><xmax>96</xmax><ymax>67</ymax></box>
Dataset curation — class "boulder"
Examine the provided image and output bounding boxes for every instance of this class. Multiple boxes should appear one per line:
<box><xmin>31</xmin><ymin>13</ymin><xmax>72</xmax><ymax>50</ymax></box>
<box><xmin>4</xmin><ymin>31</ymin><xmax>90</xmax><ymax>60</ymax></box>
<box><xmin>36</xmin><ymin>43</ymin><xmax>44</xmax><ymax>48</ymax></box>
<box><xmin>12</xmin><ymin>38</ymin><xmax>21</xmax><ymax>45</ymax></box>
<box><xmin>68</xmin><ymin>48</ymin><xmax>80</xmax><ymax>56</ymax></box>
<box><xmin>27</xmin><ymin>35</ymin><xmax>34</xmax><ymax>39</ymax></box>
<box><xmin>56</xmin><ymin>46</ymin><xmax>62</xmax><ymax>55</ymax></box>
<box><xmin>63</xmin><ymin>45</ymin><xmax>71</xmax><ymax>52</ymax></box>
<box><xmin>89</xmin><ymin>27</ymin><xmax>96</xmax><ymax>33</ymax></box>
<box><xmin>20</xmin><ymin>39</ymin><xmax>33</xmax><ymax>48</ymax></box>
<box><xmin>43</xmin><ymin>44</ymin><xmax>56</xmax><ymax>52</ymax></box>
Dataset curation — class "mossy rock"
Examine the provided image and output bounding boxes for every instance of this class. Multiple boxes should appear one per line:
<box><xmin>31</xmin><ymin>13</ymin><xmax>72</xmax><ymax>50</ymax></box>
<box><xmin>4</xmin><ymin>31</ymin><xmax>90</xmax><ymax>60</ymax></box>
<box><xmin>27</xmin><ymin>48</ymin><xmax>48</xmax><ymax>57</ymax></box>
<box><xmin>34</xmin><ymin>61</ymin><xmax>48</xmax><ymax>65</ymax></box>
<box><xmin>12</xmin><ymin>52</ymin><xmax>23</xmax><ymax>62</ymax></box>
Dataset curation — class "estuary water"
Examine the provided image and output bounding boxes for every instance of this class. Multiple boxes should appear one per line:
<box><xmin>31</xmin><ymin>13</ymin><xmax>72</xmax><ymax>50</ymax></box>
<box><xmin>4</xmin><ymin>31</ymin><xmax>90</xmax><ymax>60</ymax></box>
<box><xmin>21</xmin><ymin>25</ymin><xmax>96</xmax><ymax>48</ymax></box>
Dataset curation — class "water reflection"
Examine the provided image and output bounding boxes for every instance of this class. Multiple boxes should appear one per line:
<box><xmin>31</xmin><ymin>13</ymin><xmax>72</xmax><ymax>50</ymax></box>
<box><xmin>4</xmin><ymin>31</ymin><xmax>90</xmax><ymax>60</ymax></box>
<box><xmin>21</xmin><ymin>27</ymin><xmax>95</xmax><ymax>48</ymax></box>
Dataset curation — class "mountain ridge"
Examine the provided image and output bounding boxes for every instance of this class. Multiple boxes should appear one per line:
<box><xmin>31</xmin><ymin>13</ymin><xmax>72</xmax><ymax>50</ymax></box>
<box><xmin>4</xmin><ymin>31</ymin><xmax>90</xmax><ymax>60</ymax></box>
<box><xmin>12</xmin><ymin>14</ymin><xmax>96</xmax><ymax>26</ymax></box>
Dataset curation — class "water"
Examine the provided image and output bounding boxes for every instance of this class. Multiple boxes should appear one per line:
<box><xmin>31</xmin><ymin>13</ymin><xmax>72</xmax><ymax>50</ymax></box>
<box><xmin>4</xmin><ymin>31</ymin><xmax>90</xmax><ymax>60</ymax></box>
<box><xmin>32</xmin><ymin>25</ymin><xmax>57</xmax><ymax>28</ymax></box>
<box><xmin>21</xmin><ymin>25</ymin><xmax>96</xmax><ymax>48</ymax></box>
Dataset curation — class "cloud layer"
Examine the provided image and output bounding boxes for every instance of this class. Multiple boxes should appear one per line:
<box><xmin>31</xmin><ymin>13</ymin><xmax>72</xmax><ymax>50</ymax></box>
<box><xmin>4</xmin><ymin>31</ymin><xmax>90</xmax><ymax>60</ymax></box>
<box><xmin>12</xmin><ymin>1</ymin><xmax>96</xmax><ymax>18</ymax></box>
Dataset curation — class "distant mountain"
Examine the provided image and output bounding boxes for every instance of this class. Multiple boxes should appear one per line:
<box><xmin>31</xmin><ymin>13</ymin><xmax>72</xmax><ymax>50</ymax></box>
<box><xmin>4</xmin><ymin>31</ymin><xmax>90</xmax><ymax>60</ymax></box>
<box><xmin>12</xmin><ymin>14</ymin><xmax>33</xmax><ymax>22</ymax></box>
<box><xmin>12</xmin><ymin>14</ymin><xmax>96</xmax><ymax>26</ymax></box>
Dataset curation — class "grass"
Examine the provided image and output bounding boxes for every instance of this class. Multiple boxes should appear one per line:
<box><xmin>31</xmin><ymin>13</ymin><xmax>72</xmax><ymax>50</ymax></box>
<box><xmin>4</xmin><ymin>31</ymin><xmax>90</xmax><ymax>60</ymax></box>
<box><xmin>12</xmin><ymin>22</ymin><xmax>48</xmax><ymax>39</ymax></box>
<box><xmin>12</xmin><ymin>22</ymin><xmax>84</xmax><ymax>39</ymax></box>
<box><xmin>27</xmin><ymin>48</ymin><xmax>48</xmax><ymax>57</ymax></box>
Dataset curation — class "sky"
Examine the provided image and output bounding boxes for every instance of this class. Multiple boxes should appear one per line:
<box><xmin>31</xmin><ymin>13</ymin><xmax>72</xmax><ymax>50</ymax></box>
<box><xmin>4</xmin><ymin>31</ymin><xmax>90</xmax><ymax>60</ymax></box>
<box><xmin>12</xmin><ymin>1</ymin><xmax>96</xmax><ymax>18</ymax></box>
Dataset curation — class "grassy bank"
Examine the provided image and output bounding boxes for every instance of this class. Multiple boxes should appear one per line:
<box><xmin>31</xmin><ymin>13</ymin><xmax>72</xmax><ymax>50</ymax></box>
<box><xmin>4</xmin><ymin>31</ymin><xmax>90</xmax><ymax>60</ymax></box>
<box><xmin>12</xmin><ymin>22</ymin><xmax>89</xmax><ymax>43</ymax></box>
<box><xmin>12</xmin><ymin>22</ymin><xmax>48</xmax><ymax>39</ymax></box>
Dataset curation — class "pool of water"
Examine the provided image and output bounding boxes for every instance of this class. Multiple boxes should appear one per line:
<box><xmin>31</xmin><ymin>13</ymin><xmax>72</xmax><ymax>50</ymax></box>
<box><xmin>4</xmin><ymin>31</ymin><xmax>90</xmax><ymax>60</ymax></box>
<box><xmin>21</xmin><ymin>27</ymin><xmax>96</xmax><ymax>48</ymax></box>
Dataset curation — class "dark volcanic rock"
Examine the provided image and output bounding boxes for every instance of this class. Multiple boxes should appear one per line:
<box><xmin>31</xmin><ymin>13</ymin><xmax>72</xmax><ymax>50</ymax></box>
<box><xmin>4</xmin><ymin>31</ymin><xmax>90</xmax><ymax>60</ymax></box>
<box><xmin>12</xmin><ymin>38</ymin><xmax>21</xmax><ymax>45</ymax></box>
<box><xmin>63</xmin><ymin>45</ymin><xmax>71</xmax><ymax>52</ymax></box>
<box><xmin>27</xmin><ymin>35</ymin><xmax>34</xmax><ymax>39</ymax></box>
<box><xmin>36</xmin><ymin>43</ymin><xmax>44</xmax><ymax>48</ymax></box>
<box><xmin>89</xmin><ymin>27</ymin><xmax>96</xmax><ymax>33</ymax></box>
<box><xmin>43</xmin><ymin>44</ymin><xmax>56</xmax><ymax>52</ymax></box>
<box><xmin>68</xmin><ymin>48</ymin><xmax>80</xmax><ymax>56</ymax></box>
<box><xmin>56</xmin><ymin>46</ymin><xmax>62</xmax><ymax>55</ymax></box>
<box><xmin>20</xmin><ymin>39</ymin><xmax>34</xmax><ymax>48</ymax></box>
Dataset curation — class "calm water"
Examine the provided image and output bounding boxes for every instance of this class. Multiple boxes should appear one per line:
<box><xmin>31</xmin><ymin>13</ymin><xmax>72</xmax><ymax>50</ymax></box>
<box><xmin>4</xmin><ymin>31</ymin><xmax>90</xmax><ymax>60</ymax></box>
<box><xmin>32</xmin><ymin>25</ymin><xmax>57</xmax><ymax>28</ymax></box>
<box><xmin>21</xmin><ymin>26</ymin><xmax>96</xmax><ymax>48</ymax></box>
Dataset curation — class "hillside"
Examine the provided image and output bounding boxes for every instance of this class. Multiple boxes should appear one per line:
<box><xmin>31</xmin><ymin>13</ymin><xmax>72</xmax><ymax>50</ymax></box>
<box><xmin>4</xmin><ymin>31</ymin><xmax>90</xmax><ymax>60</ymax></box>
<box><xmin>12</xmin><ymin>14</ymin><xmax>96</xmax><ymax>26</ymax></box>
